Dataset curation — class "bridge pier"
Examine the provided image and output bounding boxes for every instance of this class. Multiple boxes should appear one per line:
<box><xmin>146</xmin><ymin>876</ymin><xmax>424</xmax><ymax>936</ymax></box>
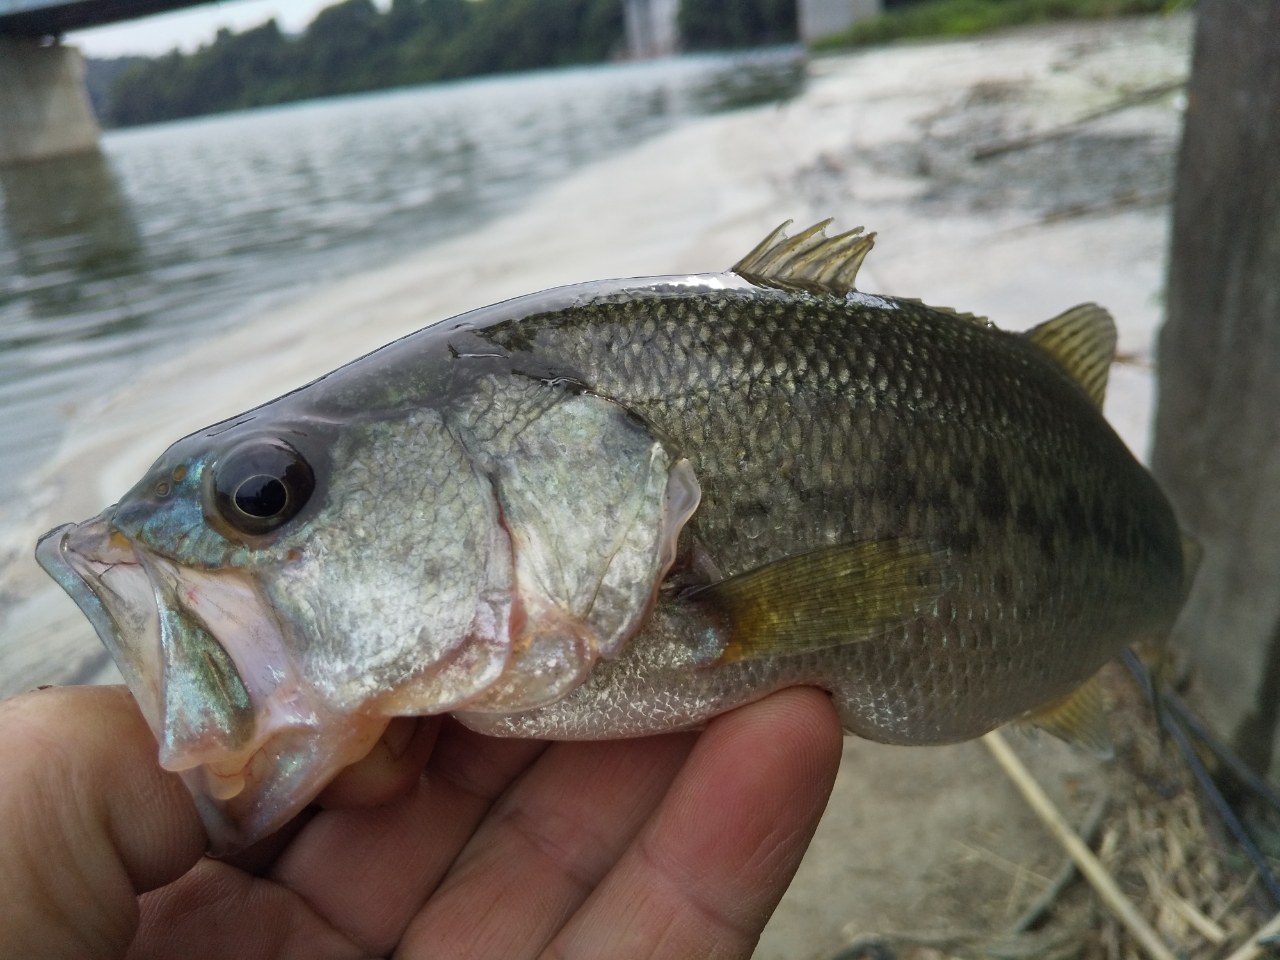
<box><xmin>623</xmin><ymin>0</ymin><xmax>679</xmax><ymax>59</ymax></box>
<box><xmin>0</xmin><ymin>37</ymin><xmax>99</xmax><ymax>166</ymax></box>
<box><xmin>798</xmin><ymin>0</ymin><xmax>881</xmax><ymax>42</ymax></box>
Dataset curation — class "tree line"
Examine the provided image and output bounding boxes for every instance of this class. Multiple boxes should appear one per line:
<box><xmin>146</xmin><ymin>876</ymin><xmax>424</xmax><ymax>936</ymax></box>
<box><xmin>103</xmin><ymin>0</ymin><xmax>796</xmax><ymax>127</ymax></box>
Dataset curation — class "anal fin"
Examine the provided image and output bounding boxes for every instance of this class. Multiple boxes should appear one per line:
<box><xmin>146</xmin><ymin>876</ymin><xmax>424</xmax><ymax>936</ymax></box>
<box><xmin>1023</xmin><ymin>671</ymin><xmax>1114</xmax><ymax>759</ymax></box>
<box><xmin>693</xmin><ymin>539</ymin><xmax>950</xmax><ymax>664</ymax></box>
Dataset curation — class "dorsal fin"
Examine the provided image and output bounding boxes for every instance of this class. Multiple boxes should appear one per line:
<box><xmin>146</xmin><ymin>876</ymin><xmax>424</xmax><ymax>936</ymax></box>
<box><xmin>1023</xmin><ymin>304</ymin><xmax>1117</xmax><ymax>408</ymax></box>
<box><xmin>930</xmin><ymin>304</ymin><xmax>990</xmax><ymax>327</ymax></box>
<box><xmin>1023</xmin><ymin>671</ymin><xmax>1114</xmax><ymax>759</ymax></box>
<box><xmin>898</xmin><ymin>297</ymin><xmax>990</xmax><ymax>328</ymax></box>
<box><xmin>732</xmin><ymin>219</ymin><xmax>875</xmax><ymax>295</ymax></box>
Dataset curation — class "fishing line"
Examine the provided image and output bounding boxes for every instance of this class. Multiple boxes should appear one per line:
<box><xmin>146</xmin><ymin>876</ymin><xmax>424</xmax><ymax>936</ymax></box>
<box><xmin>1121</xmin><ymin>648</ymin><xmax>1280</xmax><ymax>908</ymax></box>
<box><xmin>1162</xmin><ymin>687</ymin><xmax>1280</xmax><ymax>815</ymax></box>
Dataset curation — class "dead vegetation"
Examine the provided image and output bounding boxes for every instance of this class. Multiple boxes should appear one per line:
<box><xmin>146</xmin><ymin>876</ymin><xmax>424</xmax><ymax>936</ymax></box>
<box><xmin>827</xmin><ymin>661</ymin><xmax>1278</xmax><ymax>960</ymax></box>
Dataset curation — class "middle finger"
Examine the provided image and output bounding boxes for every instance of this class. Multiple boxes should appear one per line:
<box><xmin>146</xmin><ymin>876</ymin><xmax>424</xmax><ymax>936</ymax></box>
<box><xmin>395</xmin><ymin>731</ymin><xmax>698</xmax><ymax>960</ymax></box>
<box><xmin>271</xmin><ymin>719</ymin><xmax>550</xmax><ymax>955</ymax></box>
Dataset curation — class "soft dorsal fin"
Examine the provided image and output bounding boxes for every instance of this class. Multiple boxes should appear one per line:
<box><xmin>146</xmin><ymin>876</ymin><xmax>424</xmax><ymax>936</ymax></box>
<box><xmin>1023</xmin><ymin>304</ymin><xmax>1117</xmax><ymax>408</ymax></box>
<box><xmin>692</xmin><ymin>538</ymin><xmax>950</xmax><ymax>664</ymax></box>
<box><xmin>898</xmin><ymin>297</ymin><xmax>990</xmax><ymax>328</ymax></box>
<box><xmin>732</xmin><ymin>219</ymin><xmax>876</xmax><ymax>295</ymax></box>
<box><xmin>1022</xmin><ymin>672</ymin><xmax>1113</xmax><ymax>759</ymax></box>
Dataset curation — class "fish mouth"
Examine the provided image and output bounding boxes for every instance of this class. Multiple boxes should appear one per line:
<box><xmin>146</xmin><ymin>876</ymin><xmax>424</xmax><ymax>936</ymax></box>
<box><xmin>36</xmin><ymin>518</ymin><xmax>386</xmax><ymax>854</ymax></box>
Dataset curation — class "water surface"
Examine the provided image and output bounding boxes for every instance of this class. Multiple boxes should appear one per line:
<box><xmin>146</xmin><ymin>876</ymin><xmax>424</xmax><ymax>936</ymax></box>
<box><xmin>0</xmin><ymin>49</ymin><xmax>803</xmax><ymax>515</ymax></box>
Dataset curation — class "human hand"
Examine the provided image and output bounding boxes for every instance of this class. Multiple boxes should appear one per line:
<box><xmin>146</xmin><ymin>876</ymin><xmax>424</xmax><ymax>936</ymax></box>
<box><xmin>0</xmin><ymin>684</ymin><xmax>841</xmax><ymax>959</ymax></box>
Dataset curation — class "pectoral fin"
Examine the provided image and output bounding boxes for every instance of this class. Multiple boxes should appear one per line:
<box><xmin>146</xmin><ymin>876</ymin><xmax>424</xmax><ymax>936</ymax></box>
<box><xmin>1024</xmin><ymin>672</ymin><xmax>1113</xmax><ymax>759</ymax></box>
<box><xmin>695</xmin><ymin>539</ymin><xmax>950</xmax><ymax>664</ymax></box>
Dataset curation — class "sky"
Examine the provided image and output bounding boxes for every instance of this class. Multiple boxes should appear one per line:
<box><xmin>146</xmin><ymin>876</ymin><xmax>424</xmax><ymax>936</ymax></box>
<box><xmin>65</xmin><ymin>0</ymin><xmax>362</xmax><ymax>57</ymax></box>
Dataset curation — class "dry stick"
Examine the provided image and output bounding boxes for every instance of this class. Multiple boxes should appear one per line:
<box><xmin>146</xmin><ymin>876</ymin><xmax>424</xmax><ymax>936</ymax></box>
<box><xmin>1138</xmin><ymin>859</ymin><xmax>1227</xmax><ymax>945</ymax></box>
<box><xmin>1223</xmin><ymin>910</ymin><xmax>1280</xmax><ymax>960</ymax></box>
<box><xmin>981</xmin><ymin>730</ymin><xmax>1178</xmax><ymax>960</ymax></box>
<box><xmin>972</xmin><ymin>78</ymin><xmax>1187</xmax><ymax>161</ymax></box>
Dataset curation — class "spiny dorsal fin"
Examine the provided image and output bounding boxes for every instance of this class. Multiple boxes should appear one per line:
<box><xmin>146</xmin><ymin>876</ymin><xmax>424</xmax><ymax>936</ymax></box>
<box><xmin>694</xmin><ymin>539</ymin><xmax>950</xmax><ymax>664</ymax></box>
<box><xmin>732</xmin><ymin>219</ymin><xmax>876</xmax><ymax>295</ymax></box>
<box><xmin>1023</xmin><ymin>304</ymin><xmax>1117</xmax><ymax>408</ymax></box>
<box><xmin>1022</xmin><ymin>672</ymin><xmax>1113</xmax><ymax>759</ymax></box>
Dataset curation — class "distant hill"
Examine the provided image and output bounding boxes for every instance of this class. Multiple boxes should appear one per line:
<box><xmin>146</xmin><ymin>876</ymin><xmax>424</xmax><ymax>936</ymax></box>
<box><xmin>83</xmin><ymin>55</ymin><xmax>148</xmax><ymax>120</ymax></box>
<box><xmin>92</xmin><ymin>0</ymin><xmax>796</xmax><ymax>128</ymax></box>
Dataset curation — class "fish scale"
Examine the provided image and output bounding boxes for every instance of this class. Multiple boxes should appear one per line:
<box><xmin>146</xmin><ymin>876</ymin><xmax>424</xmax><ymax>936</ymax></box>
<box><xmin>460</xmin><ymin>288</ymin><xmax>1183</xmax><ymax>741</ymax></box>
<box><xmin>36</xmin><ymin>221</ymin><xmax>1190</xmax><ymax>851</ymax></box>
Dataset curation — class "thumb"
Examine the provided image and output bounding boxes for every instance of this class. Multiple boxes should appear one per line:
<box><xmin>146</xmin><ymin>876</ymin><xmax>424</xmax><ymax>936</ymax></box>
<box><xmin>0</xmin><ymin>685</ymin><xmax>206</xmax><ymax>959</ymax></box>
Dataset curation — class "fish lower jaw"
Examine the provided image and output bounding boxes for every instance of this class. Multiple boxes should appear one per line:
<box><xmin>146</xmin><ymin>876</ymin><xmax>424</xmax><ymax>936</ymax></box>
<box><xmin>161</xmin><ymin>741</ymin><xmax>265</xmax><ymax>800</ymax></box>
<box><xmin>176</xmin><ymin>716</ymin><xmax>389</xmax><ymax>853</ymax></box>
<box><xmin>203</xmin><ymin>761</ymin><xmax>249</xmax><ymax>801</ymax></box>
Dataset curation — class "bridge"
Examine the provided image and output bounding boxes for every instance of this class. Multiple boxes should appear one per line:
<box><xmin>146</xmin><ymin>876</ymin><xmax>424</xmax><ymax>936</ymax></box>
<box><xmin>0</xmin><ymin>0</ymin><xmax>875</xmax><ymax>165</ymax></box>
<box><xmin>0</xmin><ymin>0</ymin><xmax>210</xmax><ymax>35</ymax></box>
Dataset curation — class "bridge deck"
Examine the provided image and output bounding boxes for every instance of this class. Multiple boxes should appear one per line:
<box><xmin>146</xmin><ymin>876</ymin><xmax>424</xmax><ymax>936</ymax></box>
<box><xmin>0</xmin><ymin>0</ymin><xmax>208</xmax><ymax>36</ymax></box>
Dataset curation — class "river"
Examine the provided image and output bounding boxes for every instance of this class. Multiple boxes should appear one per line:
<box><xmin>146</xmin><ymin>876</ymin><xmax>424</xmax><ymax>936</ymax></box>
<box><xmin>0</xmin><ymin>48</ymin><xmax>803</xmax><ymax>516</ymax></box>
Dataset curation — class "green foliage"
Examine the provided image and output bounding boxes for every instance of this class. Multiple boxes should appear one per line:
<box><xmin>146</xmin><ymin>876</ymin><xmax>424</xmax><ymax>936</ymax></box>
<box><xmin>103</xmin><ymin>0</ymin><xmax>1183</xmax><ymax>125</ymax></box>
<box><xmin>110</xmin><ymin>21</ymin><xmax>296</xmax><ymax>125</ymax></box>
<box><xmin>106</xmin><ymin>0</ymin><xmax>623</xmax><ymax>127</ymax></box>
<box><xmin>83</xmin><ymin>56</ymin><xmax>148</xmax><ymax>120</ymax></box>
<box><xmin>432</xmin><ymin>0</ymin><xmax>624</xmax><ymax>76</ymax></box>
<box><xmin>812</xmin><ymin>0</ymin><xmax>1190</xmax><ymax>49</ymax></box>
<box><xmin>680</xmin><ymin>0</ymin><xmax>797</xmax><ymax>49</ymax></box>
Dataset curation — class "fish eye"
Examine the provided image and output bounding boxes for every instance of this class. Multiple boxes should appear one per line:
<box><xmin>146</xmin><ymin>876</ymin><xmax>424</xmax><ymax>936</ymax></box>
<box><xmin>213</xmin><ymin>441</ymin><xmax>315</xmax><ymax>536</ymax></box>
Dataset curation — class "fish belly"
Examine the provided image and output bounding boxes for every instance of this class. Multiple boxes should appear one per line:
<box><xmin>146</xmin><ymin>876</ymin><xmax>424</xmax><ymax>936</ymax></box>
<box><xmin>451</xmin><ymin>589</ymin><xmax>1127</xmax><ymax>744</ymax></box>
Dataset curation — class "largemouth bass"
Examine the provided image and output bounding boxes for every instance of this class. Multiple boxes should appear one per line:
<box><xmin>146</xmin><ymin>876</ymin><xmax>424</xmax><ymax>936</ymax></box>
<box><xmin>36</xmin><ymin>220</ymin><xmax>1191</xmax><ymax>851</ymax></box>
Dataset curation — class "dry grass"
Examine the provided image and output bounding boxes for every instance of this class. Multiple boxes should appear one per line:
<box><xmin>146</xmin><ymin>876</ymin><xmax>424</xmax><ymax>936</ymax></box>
<box><xmin>830</xmin><ymin>661</ymin><xmax>1276</xmax><ymax>960</ymax></box>
<box><xmin>1080</xmin><ymin>662</ymin><xmax>1273</xmax><ymax>960</ymax></box>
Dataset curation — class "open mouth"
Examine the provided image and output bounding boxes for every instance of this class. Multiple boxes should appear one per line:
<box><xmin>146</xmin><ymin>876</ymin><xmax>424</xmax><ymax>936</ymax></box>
<box><xmin>36</xmin><ymin>516</ymin><xmax>386</xmax><ymax>853</ymax></box>
<box><xmin>38</xmin><ymin>519</ymin><xmax>166</xmax><ymax>728</ymax></box>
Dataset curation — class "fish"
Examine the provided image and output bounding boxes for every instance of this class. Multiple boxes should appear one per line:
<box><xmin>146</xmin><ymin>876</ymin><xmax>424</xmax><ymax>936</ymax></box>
<box><xmin>36</xmin><ymin>219</ymin><xmax>1193</xmax><ymax>852</ymax></box>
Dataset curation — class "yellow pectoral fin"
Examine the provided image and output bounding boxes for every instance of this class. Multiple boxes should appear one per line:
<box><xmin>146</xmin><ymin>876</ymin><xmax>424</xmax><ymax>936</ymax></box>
<box><xmin>697</xmin><ymin>539</ymin><xmax>950</xmax><ymax>665</ymax></box>
<box><xmin>1024</xmin><ymin>672</ymin><xmax>1114</xmax><ymax>759</ymax></box>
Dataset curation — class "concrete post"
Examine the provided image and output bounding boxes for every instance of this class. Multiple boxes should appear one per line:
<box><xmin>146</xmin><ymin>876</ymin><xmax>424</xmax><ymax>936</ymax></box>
<box><xmin>623</xmin><ymin>0</ymin><xmax>679</xmax><ymax>59</ymax></box>
<box><xmin>1151</xmin><ymin>0</ymin><xmax>1280</xmax><ymax>783</ymax></box>
<box><xmin>798</xmin><ymin>0</ymin><xmax>880</xmax><ymax>43</ymax></box>
<box><xmin>0</xmin><ymin>37</ymin><xmax>100</xmax><ymax>166</ymax></box>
